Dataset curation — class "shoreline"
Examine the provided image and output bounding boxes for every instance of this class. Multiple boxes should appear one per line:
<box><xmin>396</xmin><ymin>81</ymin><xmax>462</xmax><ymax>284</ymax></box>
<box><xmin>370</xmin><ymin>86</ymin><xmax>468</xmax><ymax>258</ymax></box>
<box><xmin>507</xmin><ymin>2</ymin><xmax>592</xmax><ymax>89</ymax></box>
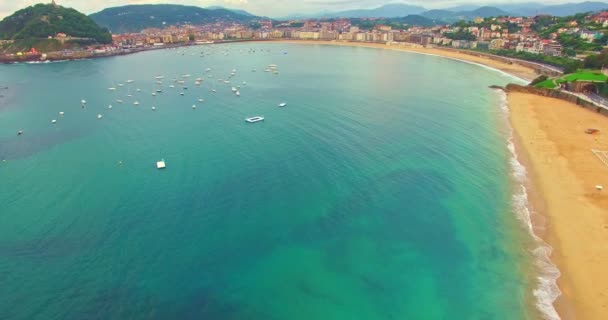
<box><xmin>4</xmin><ymin>38</ymin><xmax>589</xmax><ymax>318</ymax></box>
<box><xmin>508</xmin><ymin>91</ymin><xmax>608</xmax><ymax>320</ymax></box>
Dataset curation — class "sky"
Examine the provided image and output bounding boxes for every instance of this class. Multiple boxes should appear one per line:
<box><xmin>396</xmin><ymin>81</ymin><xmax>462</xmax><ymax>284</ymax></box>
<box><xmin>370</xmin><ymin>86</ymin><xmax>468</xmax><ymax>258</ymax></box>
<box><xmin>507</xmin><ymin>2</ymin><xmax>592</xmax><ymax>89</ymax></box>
<box><xmin>0</xmin><ymin>0</ymin><xmax>601</xmax><ymax>19</ymax></box>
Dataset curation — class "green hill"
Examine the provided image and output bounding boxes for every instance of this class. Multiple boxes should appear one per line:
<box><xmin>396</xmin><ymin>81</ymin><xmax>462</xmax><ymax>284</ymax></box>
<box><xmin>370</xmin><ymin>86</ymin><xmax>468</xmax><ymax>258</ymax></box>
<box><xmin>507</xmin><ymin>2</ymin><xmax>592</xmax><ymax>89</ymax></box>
<box><xmin>0</xmin><ymin>3</ymin><xmax>111</xmax><ymax>44</ymax></box>
<box><xmin>90</xmin><ymin>4</ymin><xmax>260</xmax><ymax>34</ymax></box>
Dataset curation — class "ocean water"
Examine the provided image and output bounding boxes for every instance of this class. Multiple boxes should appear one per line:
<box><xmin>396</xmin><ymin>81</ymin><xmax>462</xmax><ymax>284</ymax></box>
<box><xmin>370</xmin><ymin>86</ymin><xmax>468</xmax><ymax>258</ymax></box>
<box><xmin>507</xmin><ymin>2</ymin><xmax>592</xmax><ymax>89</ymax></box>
<box><xmin>0</xmin><ymin>43</ymin><xmax>546</xmax><ymax>319</ymax></box>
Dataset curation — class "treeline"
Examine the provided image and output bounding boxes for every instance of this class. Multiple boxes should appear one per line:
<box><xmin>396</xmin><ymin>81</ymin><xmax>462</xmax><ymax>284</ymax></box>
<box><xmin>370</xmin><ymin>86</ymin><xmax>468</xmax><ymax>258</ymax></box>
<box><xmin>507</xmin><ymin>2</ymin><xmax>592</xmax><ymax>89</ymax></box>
<box><xmin>0</xmin><ymin>4</ymin><xmax>111</xmax><ymax>44</ymax></box>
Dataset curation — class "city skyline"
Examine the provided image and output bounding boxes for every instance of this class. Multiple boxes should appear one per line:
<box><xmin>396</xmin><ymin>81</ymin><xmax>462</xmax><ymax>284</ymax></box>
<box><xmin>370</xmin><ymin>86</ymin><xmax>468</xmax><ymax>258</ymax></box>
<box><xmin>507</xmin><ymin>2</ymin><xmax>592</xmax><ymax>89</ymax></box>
<box><xmin>0</xmin><ymin>0</ymin><xmax>605</xmax><ymax>20</ymax></box>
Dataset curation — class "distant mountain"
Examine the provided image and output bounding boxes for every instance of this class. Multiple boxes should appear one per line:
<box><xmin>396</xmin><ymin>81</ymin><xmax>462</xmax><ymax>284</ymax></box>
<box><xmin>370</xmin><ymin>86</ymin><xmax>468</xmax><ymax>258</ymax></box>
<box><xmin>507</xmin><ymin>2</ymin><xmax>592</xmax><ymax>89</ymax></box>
<box><xmin>0</xmin><ymin>3</ymin><xmax>111</xmax><ymax>43</ymax></box>
<box><xmin>421</xmin><ymin>6</ymin><xmax>509</xmax><ymax>23</ymax></box>
<box><xmin>467</xmin><ymin>1</ymin><xmax>608</xmax><ymax>17</ymax></box>
<box><xmin>517</xmin><ymin>1</ymin><xmax>608</xmax><ymax>17</ymax></box>
<box><xmin>89</xmin><ymin>4</ymin><xmax>259</xmax><ymax>34</ymax></box>
<box><xmin>393</xmin><ymin>15</ymin><xmax>441</xmax><ymax>27</ymax></box>
<box><xmin>206</xmin><ymin>6</ymin><xmax>255</xmax><ymax>17</ymax></box>
<box><xmin>288</xmin><ymin>3</ymin><xmax>427</xmax><ymax>19</ymax></box>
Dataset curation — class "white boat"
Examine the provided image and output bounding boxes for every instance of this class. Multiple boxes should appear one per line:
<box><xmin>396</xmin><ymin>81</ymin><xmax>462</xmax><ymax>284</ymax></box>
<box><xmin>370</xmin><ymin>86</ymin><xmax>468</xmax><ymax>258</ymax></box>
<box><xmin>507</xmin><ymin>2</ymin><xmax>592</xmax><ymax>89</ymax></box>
<box><xmin>177</xmin><ymin>80</ymin><xmax>185</xmax><ymax>84</ymax></box>
<box><xmin>156</xmin><ymin>159</ymin><xmax>166</xmax><ymax>169</ymax></box>
<box><xmin>169</xmin><ymin>85</ymin><xmax>175</xmax><ymax>88</ymax></box>
<box><xmin>264</xmin><ymin>69</ymin><xmax>271</xmax><ymax>72</ymax></box>
<box><xmin>198</xmin><ymin>98</ymin><xmax>204</xmax><ymax>102</ymax></box>
<box><xmin>126</xmin><ymin>80</ymin><xmax>135</xmax><ymax>83</ymax></box>
<box><xmin>231</xmin><ymin>87</ymin><xmax>237</xmax><ymax>92</ymax></box>
<box><xmin>59</xmin><ymin>111</ymin><xmax>65</xmax><ymax>116</ymax></box>
<box><xmin>97</xmin><ymin>114</ymin><xmax>103</xmax><ymax>119</ymax></box>
<box><xmin>180</xmin><ymin>92</ymin><xmax>185</xmax><ymax>96</ymax></box>
<box><xmin>152</xmin><ymin>92</ymin><xmax>157</xmax><ymax>96</ymax></box>
<box><xmin>108</xmin><ymin>87</ymin><xmax>116</xmax><ymax>91</ymax></box>
<box><xmin>118</xmin><ymin>83</ymin><xmax>124</xmax><ymax>87</ymax></box>
<box><xmin>136</xmin><ymin>88</ymin><xmax>141</xmax><ymax>92</ymax></box>
<box><xmin>192</xmin><ymin>105</ymin><xmax>197</xmax><ymax>109</ymax></box>
<box><xmin>155</xmin><ymin>76</ymin><xmax>164</xmax><ymax>79</ymax></box>
<box><xmin>182</xmin><ymin>74</ymin><xmax>191</xmax><ymax>78</ymax></box>
<box><xmin>51</xmin><ymin>119</ymin><xmax>57</xmax><ymax>124</ymax></box>
<box><xmin>108</xmin><ymin>105</ymin><xmax>113</xmax><ymax>109</ymax></box>
<box><xmin>245</xmin><ymin>116</ymin><xmax>264</xmax><ymax>123</ymax></box>
<box><xmin>156</xmin><ymin>81</ymin><xmax>163</xmax><ymax>84</ymax></box>
<box><xmin>278</xmin><ymin>102</ymin><xmax>287</xmax><ymax>107</ymax></box>
<box><xmin>235</xmin><ymin>91</ymin><xmax>240</xmax><ymax>97</ymax></box>
<box><xmin>17</xmin><ymin>130</ymin><xmax>23</xmax><ymax>135</ymax></box>
<box><xmin>156</xmin><ymin>89</ymin><xmax>162</xmax><ymax>93</ymax></box>
<box><xmin>152</xmin><ymin>106</ymin><xmax>156</xmax><ymax>111</ymax></box>
<box><xmin>269</xmin><ymin>64</ymin><xmax>278</xmax><ymax>68</ymax></box>
<box><xmin>195</xmin><ymin>78</ymin><xmax>203</xmax><ymax>81</ymax></box>
<box><xmin>224</xmin><ymin>80</ymin><xmax>230</xmax><ymax>84</ymax></box>
<box><xmin>116</xmin><ymin>99</ymin><xmax>123</xmax><ymax>104</ymax></box>
<box><xmin>133</xmin><ymin>101</ymin><xmax>140</xmax><ymax>105</ymax></box>
<box><xmin>211</xmin><ymin>89</ymin><xmax>217</xmax><ymax>93</ymax></box>
<box><xmin>81</xmin><ymin>99</ymin><xmax>87</xmax><ymax>104</ymax></box>
<box><xmin>242</xmin><ymin>81</ymin><xmax>247</xmax><ymax>85</ymax></box>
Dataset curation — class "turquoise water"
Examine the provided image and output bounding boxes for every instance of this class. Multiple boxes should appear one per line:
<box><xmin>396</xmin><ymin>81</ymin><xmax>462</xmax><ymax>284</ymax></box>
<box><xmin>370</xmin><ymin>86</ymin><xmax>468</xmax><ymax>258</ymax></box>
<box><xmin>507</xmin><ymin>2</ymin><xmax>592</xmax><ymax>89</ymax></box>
<box><xmin>0</xmin><ymin>43</ymin><xmax>537</xmax><ymax>319</ymax></box>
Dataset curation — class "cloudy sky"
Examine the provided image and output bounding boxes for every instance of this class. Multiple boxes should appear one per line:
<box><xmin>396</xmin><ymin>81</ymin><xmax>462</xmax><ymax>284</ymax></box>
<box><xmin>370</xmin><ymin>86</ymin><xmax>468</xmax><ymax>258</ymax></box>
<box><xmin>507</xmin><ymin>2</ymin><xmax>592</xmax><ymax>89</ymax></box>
<box><xmin>0</xmin><ymin>0</ymin><xmax>598</xmax><ymax>19</ymax></box>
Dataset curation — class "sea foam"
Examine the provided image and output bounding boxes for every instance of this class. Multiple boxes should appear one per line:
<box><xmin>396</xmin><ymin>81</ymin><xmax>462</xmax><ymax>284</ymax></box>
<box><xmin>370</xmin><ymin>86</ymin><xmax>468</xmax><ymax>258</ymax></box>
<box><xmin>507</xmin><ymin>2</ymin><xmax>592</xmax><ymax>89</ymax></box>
<box><xmin>498</xmin><ymin>91</ymin><xmax>561</xmax><ymax>320</ymax></box>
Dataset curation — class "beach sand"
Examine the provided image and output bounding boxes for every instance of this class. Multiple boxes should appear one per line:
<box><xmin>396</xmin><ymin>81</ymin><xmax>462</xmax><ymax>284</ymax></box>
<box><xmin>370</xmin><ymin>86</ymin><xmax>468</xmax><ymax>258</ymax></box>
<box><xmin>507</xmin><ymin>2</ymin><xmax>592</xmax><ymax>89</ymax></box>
<box><xmin>508</xmin><ymin>92</ymin><xmax>608</xmax><ymax>319</ymax></box>
<box><xmin>266</xmin><ymin>40</ymin><xmax>540</xmax><ymax>81</ymax></box>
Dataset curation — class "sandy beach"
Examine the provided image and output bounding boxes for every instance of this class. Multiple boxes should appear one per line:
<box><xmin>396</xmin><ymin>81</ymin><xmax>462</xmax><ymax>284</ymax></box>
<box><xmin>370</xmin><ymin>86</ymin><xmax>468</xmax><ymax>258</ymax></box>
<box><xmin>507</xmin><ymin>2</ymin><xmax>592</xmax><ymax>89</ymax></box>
<box><xmin>509</xmin><ymin>92</ymin><xmax>608</xmax><ymax>319</ymax></box>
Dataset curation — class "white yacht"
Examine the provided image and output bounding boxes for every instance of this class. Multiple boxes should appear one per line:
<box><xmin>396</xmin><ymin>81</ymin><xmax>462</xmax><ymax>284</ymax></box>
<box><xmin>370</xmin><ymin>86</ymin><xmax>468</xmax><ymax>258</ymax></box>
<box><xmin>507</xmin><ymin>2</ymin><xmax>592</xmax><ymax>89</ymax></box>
<box><xmin>278</xmin><ymin>102</ymin><xmax>287</xmax><ymax>107</ymax></box>
<box><xmin>245</xmin><ymin>116</ymin><xmax>264</xmax><ymax>123</ymax></box>
<box><xmin>133</xmin><ymin>101</ymin><xmax>140</xmax><ymax>105</ymax></box>
<box><xmin>156</xmin><ymin>159</ymin><xmax>166</xmax><ymax>169</ymax></box>
<box><xmin>97</xmin><ymin>114</ymin><xmax>103</xmax><ymax>119</ymax></box>
<box><xmin>235</xmin><ymin>91</ymin><xmax>240</xmax><ymax>97</ymax></box>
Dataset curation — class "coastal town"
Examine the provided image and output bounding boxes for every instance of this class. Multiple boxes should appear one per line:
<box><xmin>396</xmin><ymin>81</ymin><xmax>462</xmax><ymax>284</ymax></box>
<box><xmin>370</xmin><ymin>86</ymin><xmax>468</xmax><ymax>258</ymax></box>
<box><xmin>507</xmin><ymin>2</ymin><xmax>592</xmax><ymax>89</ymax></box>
<box><xmin>4</xmin><ymin>6</ymin><xmax>608</xmax><ymax>73</ymax></box>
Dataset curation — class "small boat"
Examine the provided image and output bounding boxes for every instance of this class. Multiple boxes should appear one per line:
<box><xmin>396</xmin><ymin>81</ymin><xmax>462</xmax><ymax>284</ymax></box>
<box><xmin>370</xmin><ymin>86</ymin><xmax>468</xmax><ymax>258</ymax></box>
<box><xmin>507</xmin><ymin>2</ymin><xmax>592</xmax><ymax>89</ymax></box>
<box><xmin>269</xmin><ymin>64</ymin><xmax>278</xmax><ymax>68</ymax></box>
<box><xmin>231</xmin><ymin>87</ymin><xmax>237</xmax><ymax>92</ymax></box>
<box><xmin>156</xmin><ymin>81</ymin><xmax>163</xmax><ymax>84</ymax></box>
<box><xmin>245</xmin><ymin>116</ymin><xmax>264</xmax><ymax>123</ymax></box>
<box><xmin>211</xmin><ymin>89</ymin><xmax>217</xmax><ymax>93</ymax></box>
<box><xmin>177</xmin><ymin>80</ymin><xmax>185</xmax><ymax>84</ymax></box>
<box><xmin>97</xmin><ymin>114</ymin><xmax>103</xmax><ymax>119</ymax></box>
<box><xmin>152</xmin><ymin>92</ymin><xmax>157</xmax><ymax>96</ymax></box>
<box><xmin>183</xmin><ymin>86</ymin><xmax>188</xmax><ymax>90</ymax></box>
<box><xmin>180</xmin><ymin>92</ymin><xmax>185</xmax><ymax>96</ymax></box>
<box><xmin>118</xmin><ymin>83</ymin><xmax>124</xmax><ymax>87</ymax></box>
<box><xmin>156</xmin><ymin>159</ymin><xmax>166</xmax><ymax>169</ymax></box>
<box><xmin>17</xmin><ymin>130</ymin><xmax>23</xmax><ymax>135</ymax></box>
<box><xmin>133</xmin><ymin>101</ymin><xmax>140</xmax><ymax>105</ymax></box>
<box><xmin>108</xmin><ymin>105</ymin><xmax>113</xmax><ymax>109</ymax></box>
<box><xmin>116</xmin><ymin>99</ymin><xmax>123</xmax><ymax>104</ymax></box>
<box><xmin>278</xmin><ymin>102</ymin><xmax>287</xmax><ymax>107</ymax></box>
<box><xmin>242</xmin><ymin>81</ymin><xmax>247</xmax><ymax>85</ymax></box>
<box><xmin>192</xmin><ymin>105</ymin><xmax>197</xmax><ymax>109</ymax></box>
<box><xmin>81</xmin><ymin>99</ymin><xmax>87</xmax><ymax>105</ymax></box>
<box><xmin>59</xmin><ymin>111</ymin><xmax>65</xmax><ymax>116</ymax></box>
<box><xmin>182</xmin><ymin>74</ymin><xmax>191</xmax><ymax>78</ymax></box>
<box><xmin>235</xmin><ymin>91</ymin><xmax>240</xmax><ymax>97</ymax></box>
<box><xmin>155</xmin><ymin>76</ymin><xmax>165</xmax><ymax>79</ymax></box>
<box><xmin>198</xmin><ymin>98</ymin><xmax>204</xmax><ymax>102</ymax></box>
<box><xmin>108</xmin><ymin>87</ymin><xmax>116</xmax><ymax>91</ymax></box>
<box><xmin>152</xmin><ymin>106</ymin><xmax>156</xmax><ymax>111</ymax></box>
<box><xmin>51</xmin><ymin>119</ymin><xmax>57</xmax><ymax>124</ymax></box>
<box><xmin>264</xmin><ymin>69</ymin><xmax>271</xmax><ymax>72</ymax></box>
<box><xmin>156</xmin><ymin>89</ymin><xmax>162</xmax><ymax>93</ymax></box>
<box><xmin>126</xmin><ymin>80</ymin><xmax>135</xmax><ymax>83</ymax></box>
<box><xmin>136</xmin><ymin>88</ymin><xmax>141</xmax><ymax>92</ymax></box>
<box><xmin>169</xmin><ymin>85</ymin><xmax>175</xmax><ymax>88</ymax></box>
<box><xmin>224</xmin><ymin>80</ymin><xmax>230</xmax><ymax>84</ymax></box>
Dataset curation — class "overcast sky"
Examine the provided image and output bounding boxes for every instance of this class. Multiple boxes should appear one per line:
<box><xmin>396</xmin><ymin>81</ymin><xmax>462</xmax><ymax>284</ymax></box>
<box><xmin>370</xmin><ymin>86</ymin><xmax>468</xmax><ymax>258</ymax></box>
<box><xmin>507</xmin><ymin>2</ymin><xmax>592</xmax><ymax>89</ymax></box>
<box><xmin>0</xmin><ymin>0</ymin><xmax>600</xmax><ymax>19</ymax></box>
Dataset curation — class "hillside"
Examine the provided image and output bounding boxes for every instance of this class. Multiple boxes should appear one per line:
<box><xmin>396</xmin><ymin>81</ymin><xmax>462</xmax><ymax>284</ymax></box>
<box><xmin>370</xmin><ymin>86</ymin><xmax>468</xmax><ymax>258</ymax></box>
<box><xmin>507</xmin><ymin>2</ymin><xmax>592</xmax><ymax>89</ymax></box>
<box><xmin>90</xmin><ymin>4</ymin><xmax>259</xmax><ymax>34</ymax></box>
<box><xmin>0</xmin><ymin>3</ymin><xmax>111</xmax><ymax>43</ymax></box>
<box><xmin>421</xmin><ymin>6</ymin><xmax>510</xmax><ymax>23</ymax></box>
